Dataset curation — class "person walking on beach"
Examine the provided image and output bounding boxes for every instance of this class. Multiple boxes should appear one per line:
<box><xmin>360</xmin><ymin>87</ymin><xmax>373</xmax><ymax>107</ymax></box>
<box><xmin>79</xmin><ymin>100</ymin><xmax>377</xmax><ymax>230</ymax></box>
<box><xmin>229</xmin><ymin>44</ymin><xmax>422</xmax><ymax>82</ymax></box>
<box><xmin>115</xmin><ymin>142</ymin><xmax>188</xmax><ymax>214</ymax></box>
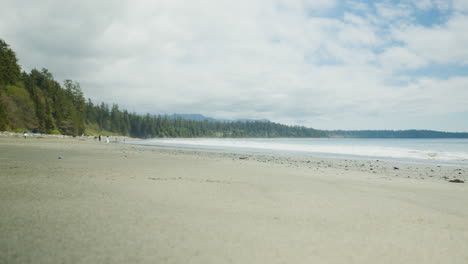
<box><xmin>106</xmin><ymin>136</ymin><xmax>110</xmax><ymax>143</ymax></box>
<box><xmin>99</xmin><ymin>135</ymin><xmax>101</xmax><ymax>142</ymax></box>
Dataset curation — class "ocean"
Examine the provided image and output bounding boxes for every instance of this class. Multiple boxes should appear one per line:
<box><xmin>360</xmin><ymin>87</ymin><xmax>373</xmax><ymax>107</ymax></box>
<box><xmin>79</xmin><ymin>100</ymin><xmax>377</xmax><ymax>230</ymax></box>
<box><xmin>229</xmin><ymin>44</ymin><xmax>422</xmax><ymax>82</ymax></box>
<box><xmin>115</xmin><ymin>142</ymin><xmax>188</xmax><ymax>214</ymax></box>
<box><xmin>127</xmin><ymin>138</ymin><xmax>468</xmax><ymax>166</ymax></box>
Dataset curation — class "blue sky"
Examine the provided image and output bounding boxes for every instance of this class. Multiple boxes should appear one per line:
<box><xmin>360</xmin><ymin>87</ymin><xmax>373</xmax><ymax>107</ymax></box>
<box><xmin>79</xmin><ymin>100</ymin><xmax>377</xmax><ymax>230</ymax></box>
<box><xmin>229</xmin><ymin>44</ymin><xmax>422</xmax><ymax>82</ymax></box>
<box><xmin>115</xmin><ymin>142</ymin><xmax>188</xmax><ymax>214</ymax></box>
<box><xmin>1</xmin><ymin>0</ymin><xmax>468</xmax><ymax>131</ymax></box>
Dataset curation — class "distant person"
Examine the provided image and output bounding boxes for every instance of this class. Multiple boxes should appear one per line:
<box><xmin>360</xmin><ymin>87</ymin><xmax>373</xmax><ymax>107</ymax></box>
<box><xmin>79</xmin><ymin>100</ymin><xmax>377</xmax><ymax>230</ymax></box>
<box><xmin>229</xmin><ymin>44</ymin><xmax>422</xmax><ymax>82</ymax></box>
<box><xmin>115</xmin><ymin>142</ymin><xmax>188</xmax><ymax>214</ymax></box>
<box><xmin>23</xmin><ymin>131</ymin><xmax>28</xmax><ymax>139</ymax></box>
<box><xmin>99</xmin><ymin>135</ymin><xmax>102</xmax><ymax>142</ymax></box>
<box><xmin>106</xmin><ymin>136</ymin><xmax>110</xmax><ymax>143</ymax></box>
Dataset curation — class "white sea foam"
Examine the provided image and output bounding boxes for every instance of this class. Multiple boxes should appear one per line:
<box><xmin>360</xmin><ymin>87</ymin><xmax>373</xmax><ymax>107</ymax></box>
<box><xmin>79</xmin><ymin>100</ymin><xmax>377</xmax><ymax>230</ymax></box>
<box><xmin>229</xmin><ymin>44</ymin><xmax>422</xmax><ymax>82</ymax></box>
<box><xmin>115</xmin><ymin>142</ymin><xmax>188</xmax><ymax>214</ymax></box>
<box><xmin>131</xmin><ymin>138</ymin><xmax>468</xmax><ymax>165</ymax></box>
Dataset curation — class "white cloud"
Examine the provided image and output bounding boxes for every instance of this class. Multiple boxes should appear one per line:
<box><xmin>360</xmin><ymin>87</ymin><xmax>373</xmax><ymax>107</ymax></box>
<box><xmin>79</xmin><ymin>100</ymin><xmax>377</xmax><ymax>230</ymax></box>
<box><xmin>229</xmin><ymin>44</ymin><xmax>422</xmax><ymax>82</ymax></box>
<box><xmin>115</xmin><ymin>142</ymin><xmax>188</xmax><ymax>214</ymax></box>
<box><xmin>453</xmin><ymin>0</ymin><xmax>468</xmax><ymax>11</ymax></box>
<box><xmin>392</xmin><ymin>14</ymin><xmax>468</xmax><ymax>65</ymax></box>
<box><xmin>413</xmin><ymin>0</ymin><xmax>434</xmax><ymax>10</ymax></box>
<box><xmin>336</xmin><ymin>21</ymin><xmax>381</xmax><ymax>47</ymax></box>
<box><xmin>432</xmin><ymin>0</ymin><xmax>452</xmax><ymax>10</ymax></box>
<box><xmin>375</xmin><ymin>2</ymin><xmax>413</xmax><ymax>20</ymax></box>
<box><xmin>275</xmin><ymin>0</ymin><xmax>337</xmax><ymax>12</ymax></box>
<box><xmin>378</xmin><ymin>46</ymin><xmax>428</xmax><ymax>70</ymax></box>
<box><xmin>410</xmin><ymin>0</ymin><xmax>452</xmax><ymax>10</ymax></box>
<box><xmin>347</xmin><ymin>1</ymin><xmax>370</xmax><ymax>12</ymax></box>
<box><xmin>301</xmin><ymin>0</ymin><xmax>337</xmax><ymax>10</ymax></box>
<box><xmin>343</xmin><ymin>13</ymin><xmax>368</xmax><ymax>25</ymax></box>
<box><xmin>399</xmin><ymin>76</ymin><xmax>468</xmax><ymax>114</ymax></box>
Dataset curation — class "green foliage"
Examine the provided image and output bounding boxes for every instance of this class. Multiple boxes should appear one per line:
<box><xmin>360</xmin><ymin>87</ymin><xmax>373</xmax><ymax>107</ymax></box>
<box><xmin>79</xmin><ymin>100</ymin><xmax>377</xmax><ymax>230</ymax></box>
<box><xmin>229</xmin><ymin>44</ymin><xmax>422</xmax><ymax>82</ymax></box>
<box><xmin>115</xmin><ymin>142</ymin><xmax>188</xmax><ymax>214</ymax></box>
<box><xmin>0</xmin><ymin>39</ymin><xmax>21</xmax><ymax>85</ymax></box>
<box><xmin>1</xmin><ymin>84</ymin><xmax>38</xmax><ymax>130</ymax></box>
<box><xmin>82</xmin><ymin>105</ymin><xmax>327</xmax><ymax>138</ymax></box>
<box><xmin>0</xmin><ymin>40</ymin><xmax>87</xmax><ymax>135</ymax></box>
<box><xmin>50</xmin><ymin>129</ymin><xmax>61</xmax><ymax>135</ymax></box>
<box><xmin>0</xmin><ymin>86</ymin><xmax>10</xmax><ymax>130</ymax></box>
<box><xmin>13</xmin><ymin>128</ymin><xmax>25</xmax><ymax>133</ymax></box>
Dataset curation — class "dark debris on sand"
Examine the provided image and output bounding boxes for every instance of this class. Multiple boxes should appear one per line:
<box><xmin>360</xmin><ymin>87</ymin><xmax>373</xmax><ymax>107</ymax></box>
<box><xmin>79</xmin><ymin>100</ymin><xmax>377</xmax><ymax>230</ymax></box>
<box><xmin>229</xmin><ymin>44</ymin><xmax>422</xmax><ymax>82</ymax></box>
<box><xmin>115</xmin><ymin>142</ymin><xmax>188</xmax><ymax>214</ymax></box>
<box><xmin>448</xmin><ymin>179</ymin><xmax>464</xmax><ymax>183</ymax></box>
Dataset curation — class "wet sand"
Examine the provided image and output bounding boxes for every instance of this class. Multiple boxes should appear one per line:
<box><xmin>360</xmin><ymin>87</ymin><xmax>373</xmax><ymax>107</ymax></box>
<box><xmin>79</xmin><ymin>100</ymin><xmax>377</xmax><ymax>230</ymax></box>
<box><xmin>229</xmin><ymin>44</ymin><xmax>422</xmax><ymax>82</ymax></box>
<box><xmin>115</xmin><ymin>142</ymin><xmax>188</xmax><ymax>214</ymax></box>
<box><xmin>1</xmin><ymin>136</ymin><xmax>467</xmax><ymax>263</ymax></box>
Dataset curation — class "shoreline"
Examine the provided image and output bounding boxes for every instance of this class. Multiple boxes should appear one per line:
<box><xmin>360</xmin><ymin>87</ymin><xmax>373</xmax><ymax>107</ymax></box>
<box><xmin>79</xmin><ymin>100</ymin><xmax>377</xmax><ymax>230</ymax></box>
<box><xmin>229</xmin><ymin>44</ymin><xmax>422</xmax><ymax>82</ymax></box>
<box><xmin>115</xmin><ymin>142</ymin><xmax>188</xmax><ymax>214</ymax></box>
<box><xmin>126</xmin><ymin>137</ymin><xmax>468</xmax><ymax>168</ymax></box>
<box><xmin>1</xmin><ymin>136</ymin><xmax>467</xmax><ymax>263</ymax></box>
<box><xmin>124</xmin><ymin>139</ymin><xmax>468</xmax><ymax>183</ymax></box>
<box><xmin>2</xmin><ymin>133</ymin><xmax>467</xmax><ymax>182</ymax></box>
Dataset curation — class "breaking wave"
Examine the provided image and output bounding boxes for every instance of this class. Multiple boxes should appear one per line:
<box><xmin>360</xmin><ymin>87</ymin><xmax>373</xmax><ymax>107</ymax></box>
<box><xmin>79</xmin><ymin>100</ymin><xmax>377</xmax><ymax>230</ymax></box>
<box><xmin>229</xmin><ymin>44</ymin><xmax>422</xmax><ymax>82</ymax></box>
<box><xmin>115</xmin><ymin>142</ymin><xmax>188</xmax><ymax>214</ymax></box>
<box><xmin>129</xmin><ymin>138</ymin><xmax>468</xmax><ymax>166</ymax></box>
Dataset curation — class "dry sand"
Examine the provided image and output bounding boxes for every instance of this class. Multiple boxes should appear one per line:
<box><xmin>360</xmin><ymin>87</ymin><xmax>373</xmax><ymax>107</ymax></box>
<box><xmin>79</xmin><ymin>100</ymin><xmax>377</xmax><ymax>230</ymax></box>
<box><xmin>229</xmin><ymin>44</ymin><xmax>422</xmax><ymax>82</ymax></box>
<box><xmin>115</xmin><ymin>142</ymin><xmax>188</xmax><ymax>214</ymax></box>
<box><xmin>1</xmin><ymin>135</ymin><xmax>467</xmax><ymax>263</ymax></box>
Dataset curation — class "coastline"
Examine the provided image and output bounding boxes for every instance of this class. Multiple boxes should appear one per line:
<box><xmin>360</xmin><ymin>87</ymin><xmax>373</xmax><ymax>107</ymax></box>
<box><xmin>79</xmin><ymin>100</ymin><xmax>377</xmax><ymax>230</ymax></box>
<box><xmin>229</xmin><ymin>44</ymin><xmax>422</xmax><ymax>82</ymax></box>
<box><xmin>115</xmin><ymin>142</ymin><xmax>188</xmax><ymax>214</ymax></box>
<box><xmin>127</xmin><ymin>138</ymin><xmax>468</xmax><ymax>182</ymax></box>
<box><xmin>128</xmin><ymin>137</ymin><xmax>468</xmax><ymax>168</ymax></box>
<box><xmin>1</xmin><ymin>135</ymin><xmax>467</xmax><ymax>263</ymax></box>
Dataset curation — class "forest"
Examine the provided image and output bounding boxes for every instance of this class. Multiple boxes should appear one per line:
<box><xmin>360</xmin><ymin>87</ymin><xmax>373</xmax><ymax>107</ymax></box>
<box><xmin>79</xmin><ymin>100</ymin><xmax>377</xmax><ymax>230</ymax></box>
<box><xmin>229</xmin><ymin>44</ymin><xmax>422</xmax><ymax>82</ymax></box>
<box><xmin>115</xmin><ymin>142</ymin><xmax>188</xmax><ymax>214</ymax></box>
<box><xmin>0</xmin><ymin>39</ymin><xmax>326</xmax><ymax>138</ymax></box>
<box><xmin>1</xmin><ymin>39</ymin><xmax>467</xmax><ymax>139</ymax></box>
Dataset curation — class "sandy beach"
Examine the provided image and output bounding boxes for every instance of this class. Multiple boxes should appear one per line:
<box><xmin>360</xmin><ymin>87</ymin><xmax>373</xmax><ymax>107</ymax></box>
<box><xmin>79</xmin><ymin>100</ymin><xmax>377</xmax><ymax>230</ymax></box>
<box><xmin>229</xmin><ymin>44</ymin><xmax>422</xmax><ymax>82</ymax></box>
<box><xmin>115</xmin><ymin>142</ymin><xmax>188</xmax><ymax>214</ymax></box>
<box><xmin>1</xmin><ymin>135</ymin><xmax>467</xmax><ymax>264</ymax></box>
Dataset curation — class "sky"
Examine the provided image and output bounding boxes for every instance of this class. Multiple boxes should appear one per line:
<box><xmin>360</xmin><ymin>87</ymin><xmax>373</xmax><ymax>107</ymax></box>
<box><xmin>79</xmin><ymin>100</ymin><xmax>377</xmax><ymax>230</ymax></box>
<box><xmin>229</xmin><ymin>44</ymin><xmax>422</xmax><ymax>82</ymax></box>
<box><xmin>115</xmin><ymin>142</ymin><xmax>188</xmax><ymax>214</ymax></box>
<box><xmin>1</xmin><ymin>0</ymin><xmax>468</xmax><ymax>131</ymax></box>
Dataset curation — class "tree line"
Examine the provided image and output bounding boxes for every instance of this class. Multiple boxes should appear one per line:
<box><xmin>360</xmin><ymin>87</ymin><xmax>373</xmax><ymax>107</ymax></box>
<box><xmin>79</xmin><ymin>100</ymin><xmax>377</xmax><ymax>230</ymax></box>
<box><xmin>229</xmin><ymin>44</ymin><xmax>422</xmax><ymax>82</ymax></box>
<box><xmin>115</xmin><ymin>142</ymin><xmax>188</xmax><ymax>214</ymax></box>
<box><xmin>1</xmin><ymin>38</ymin><xmax>86</xmax><ymax>135</ymax></box>
<box><xmin>0</xmin><ymin>39</ymin><xmax>326</xmax><ymax>138</ymax></box>
<box><xmin>2</xmin><ymin>39</ymin><xmax>467</xmax><ymax>139</ymax></box>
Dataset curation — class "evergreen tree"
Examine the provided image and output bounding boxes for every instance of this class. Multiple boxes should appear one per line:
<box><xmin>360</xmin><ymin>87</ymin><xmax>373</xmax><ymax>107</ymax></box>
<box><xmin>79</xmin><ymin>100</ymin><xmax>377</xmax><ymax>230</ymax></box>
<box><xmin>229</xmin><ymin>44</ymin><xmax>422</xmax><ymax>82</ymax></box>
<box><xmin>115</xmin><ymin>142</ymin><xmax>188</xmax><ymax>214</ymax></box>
<box><xmin>0</xmin><ymin>39</ymin><xmax>21</xmax><ymax>85</ymax></box>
